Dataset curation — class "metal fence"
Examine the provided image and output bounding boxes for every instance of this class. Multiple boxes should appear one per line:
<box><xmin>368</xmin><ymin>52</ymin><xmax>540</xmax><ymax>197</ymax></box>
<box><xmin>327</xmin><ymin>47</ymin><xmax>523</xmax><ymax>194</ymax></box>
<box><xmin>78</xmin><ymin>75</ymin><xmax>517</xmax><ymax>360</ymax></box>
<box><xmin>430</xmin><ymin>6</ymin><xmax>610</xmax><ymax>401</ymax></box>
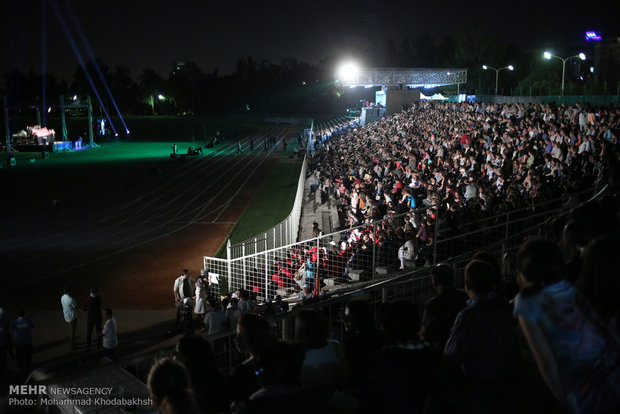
<box><xmin>204</xmin><ymin>184</ymin><xmax>603</xmax><ymax>300</ymax></box>
<box><xmin>221</xmin><ymin>120</ymin><xmax>313</xmax><ymax>261</ymax></box>
<box><xmin>126</xmin><ymin>184</ymin><xmax>607</xmax><ymax>382</ymax></box>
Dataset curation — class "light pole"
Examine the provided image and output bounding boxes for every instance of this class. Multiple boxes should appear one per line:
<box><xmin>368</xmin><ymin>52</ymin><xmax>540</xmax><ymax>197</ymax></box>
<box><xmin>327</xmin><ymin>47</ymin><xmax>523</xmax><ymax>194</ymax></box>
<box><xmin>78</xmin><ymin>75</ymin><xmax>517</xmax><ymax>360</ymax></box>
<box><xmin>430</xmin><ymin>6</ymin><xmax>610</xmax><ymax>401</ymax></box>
<box><xmin>150</xmin><ymin>94</ymin><xmax>165</xmax><ymax>115</ymax></box>
<box><xmin>543</xmin><ymin>51</ymin><xmax>586</xmax><ymax>96</ymax></box>
<box><xmin>482</xmin><ymin>65</ymin><xmax>514</xmax><ymax>95</ymax></box>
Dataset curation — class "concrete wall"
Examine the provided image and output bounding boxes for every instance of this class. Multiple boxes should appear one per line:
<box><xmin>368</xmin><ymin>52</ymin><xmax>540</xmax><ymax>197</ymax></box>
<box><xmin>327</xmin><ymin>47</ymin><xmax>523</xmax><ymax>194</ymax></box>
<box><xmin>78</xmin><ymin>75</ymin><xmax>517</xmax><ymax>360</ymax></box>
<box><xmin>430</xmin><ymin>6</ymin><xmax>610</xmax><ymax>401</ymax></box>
<box><xmin>386</xmin><ymin>90</ymin><xmax>421</xmax><ymax>115</ymax></box>
<box><xmin>360</xmin><ymin>107</ymin><xmax>386</xmax><ymax>126</ymax></box>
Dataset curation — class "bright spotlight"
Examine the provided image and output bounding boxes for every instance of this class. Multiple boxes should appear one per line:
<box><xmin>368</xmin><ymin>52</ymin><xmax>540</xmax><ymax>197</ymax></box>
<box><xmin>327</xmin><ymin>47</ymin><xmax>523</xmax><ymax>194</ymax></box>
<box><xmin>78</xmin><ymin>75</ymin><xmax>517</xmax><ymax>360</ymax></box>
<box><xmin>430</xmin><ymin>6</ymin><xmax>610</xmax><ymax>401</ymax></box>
<box><xmin>579</xmin><ymin>52</ymin><xmax>586</xmax><ymax>60</ymax></box>
<box><xmin>508</xmin><ymin>65</ymin><xmax>514</xmax><ymax>71</ymax></box>
<box><xmin>72</xmin><ymin>95</ymin><xmax>77</xmax><ymax>101</ymax></box>
<box><xmin>338</xmin><ymin>62</ymin><xmax>360</xmax><ymax>81</ymax></box>
<box><xmin>482</xmin><ymin>65</ymin><xmax>488</xmax><ymax>70</ymax></box>
<box><xmin>126</xmin><ymin>130</ymin><xmax>130</xmax><ymax>134</ymax></box>
<box><xmin>114</xmin><ymin>133</ymin><xmax>118</xmax><ymax>137</ymax></box>
<box><xmin>544</xmin><ymin>51</ymin><xmax>552</xmax><ymax>59</ymax></box>
<box><xmin>47</xmin><ymin>107</ymin><xmax>52</xmax><ymax>113</ymax></box>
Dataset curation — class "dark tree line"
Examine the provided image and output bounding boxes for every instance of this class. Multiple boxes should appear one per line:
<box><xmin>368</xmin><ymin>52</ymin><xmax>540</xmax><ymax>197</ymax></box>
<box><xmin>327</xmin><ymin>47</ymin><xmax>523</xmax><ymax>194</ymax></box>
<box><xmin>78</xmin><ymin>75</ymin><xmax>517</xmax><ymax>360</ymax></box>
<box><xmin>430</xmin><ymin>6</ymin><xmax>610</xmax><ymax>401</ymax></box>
<box><xmin>2</xmin><ymin>24</ymin><xmax>603</xmax><ymax>117</ymax></box>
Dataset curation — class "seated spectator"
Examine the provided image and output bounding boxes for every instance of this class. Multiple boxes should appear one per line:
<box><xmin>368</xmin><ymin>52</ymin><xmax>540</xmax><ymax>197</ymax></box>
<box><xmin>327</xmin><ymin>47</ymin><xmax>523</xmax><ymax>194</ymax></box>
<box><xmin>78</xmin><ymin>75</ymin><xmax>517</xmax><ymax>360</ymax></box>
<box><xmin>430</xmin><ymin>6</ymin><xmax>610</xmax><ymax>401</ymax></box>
<box><xmin>230</xmin><ymin>313</ymin><xmax>274</xmax><ymax>406</ymax></box>
<box><xmin>203</xmin><ymin>298</ymin><xmax>226</xmax><ymax>335</ymax></box>
<box><xmin>238</xmin><ymin>289</ymin><xmax>258</xmax><ymax>313</ymax></box>
<box><xmin>175</xmin><ymin>334</ymin><xmax>230</xmax><ymax>413</ymax></box>
<box><xmin>515</xmin><ymin>238</ymin><xmax>619</xmax><ymax>413</ymax></box>
<box><xmin>226</xmin><ymin>297</ymin><xmax>243</xmax><ymax>331</ymax></box>
<box><xmin>420</xmin><ymin>264</ymin><xmax>469</xmax><ymax>350</ymax></box>
<box><xmin>232</xmin><ymin>341</ymin><xmax>328</xmax><ymax>414</ymax></box>
<box><xmin>294</xmin><ymin>309</ymin><xmax>349</xmax><ymax>391</ymax></box>
<box><xmin>365</xmin><ymin>301</ymin><xmax>439</xmax><ymax>413</ymax></box>
<box><xmin>343</xmin><ymin>300</ymin><xmax>383</xmax><ymax>387</ymax></box>
<box><xmin>298</xmin><ymin>285</ymin><xmax>314</xmax><ymax>303</ymax></box>
<box><xmin>561</xmin><ymin>220</ymin><xmax>592</xmax><ymax>283</ymax></box>
<box><xmin>397</xmin><ymin>232</ymin><xmax>416</xmax><ymax>270</ymax></box>
<box><xmin>147</xmin><ymin>357</ymin><xmax>199</xmax><ymax>414</ymax></box>
<box><xmin>444</xmin><ymin>259</ymin><xmax>517</xmax><ymax>382</ymax></box>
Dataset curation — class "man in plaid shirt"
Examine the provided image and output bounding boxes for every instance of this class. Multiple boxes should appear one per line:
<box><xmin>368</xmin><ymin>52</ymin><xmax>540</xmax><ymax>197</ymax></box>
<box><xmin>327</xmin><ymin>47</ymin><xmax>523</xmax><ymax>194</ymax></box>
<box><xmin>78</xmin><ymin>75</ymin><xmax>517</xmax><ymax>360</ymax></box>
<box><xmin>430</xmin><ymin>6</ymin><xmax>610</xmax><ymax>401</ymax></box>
<box><xmin>444</xmin><ymin>259</ymin><xmax>517</xmax><ymax>383</ymax></box>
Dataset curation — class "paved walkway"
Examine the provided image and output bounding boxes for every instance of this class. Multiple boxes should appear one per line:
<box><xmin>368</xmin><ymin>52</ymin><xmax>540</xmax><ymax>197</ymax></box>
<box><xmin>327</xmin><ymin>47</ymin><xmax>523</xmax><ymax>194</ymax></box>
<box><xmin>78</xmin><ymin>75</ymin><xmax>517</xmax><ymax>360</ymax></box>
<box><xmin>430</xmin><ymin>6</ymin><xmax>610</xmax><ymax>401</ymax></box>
<box><xmin>298</xmin><ymin>170</ymin><xmax>340</xmax><ymax>241</ymax></box>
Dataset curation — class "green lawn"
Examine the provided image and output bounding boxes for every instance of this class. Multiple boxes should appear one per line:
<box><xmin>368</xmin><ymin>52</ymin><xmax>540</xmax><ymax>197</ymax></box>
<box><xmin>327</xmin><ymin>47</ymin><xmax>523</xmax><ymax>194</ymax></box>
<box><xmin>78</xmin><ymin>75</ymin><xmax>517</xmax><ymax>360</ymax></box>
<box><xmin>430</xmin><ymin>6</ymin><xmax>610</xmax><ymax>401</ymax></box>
<box><xmin>218</xmin><ymin>151</ymin><xmax>303</xmax><ymax>256</ymax></box>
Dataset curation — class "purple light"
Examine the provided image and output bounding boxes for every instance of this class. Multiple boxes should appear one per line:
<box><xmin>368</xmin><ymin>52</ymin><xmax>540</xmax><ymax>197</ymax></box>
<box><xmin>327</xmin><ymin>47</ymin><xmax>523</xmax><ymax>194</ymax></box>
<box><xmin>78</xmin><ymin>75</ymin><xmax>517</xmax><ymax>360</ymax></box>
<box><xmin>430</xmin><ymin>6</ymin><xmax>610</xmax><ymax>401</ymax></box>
<box><xmin>585</xmin><ymin>31</ymin><xmax>602</xmax><ymax>41</ymax></box>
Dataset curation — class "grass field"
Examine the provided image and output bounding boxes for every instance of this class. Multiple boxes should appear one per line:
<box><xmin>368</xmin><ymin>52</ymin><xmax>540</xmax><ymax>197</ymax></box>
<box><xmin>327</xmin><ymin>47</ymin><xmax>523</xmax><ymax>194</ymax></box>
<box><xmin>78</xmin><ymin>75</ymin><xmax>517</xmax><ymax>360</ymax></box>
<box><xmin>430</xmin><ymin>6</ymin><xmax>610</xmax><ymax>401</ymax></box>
<box><xmin>221</xmin><ymin>152</ymin><xmax>303</xmax><ymax>252</ymax></box>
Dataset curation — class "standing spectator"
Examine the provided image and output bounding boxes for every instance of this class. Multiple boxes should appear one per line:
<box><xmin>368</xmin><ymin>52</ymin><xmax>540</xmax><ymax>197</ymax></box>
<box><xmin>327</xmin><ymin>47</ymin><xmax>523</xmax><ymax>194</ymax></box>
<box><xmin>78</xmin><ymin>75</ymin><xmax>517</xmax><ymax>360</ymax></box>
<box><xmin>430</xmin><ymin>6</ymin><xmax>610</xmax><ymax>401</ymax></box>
<box><xmin>173</xmin><ymin>270</ymin><xmax>194</xmax><ymax>325</ymax></box>
<box><xmin>0</xmin><ymin>308</ymin><xmax>11</xmax><ymax>374</ymax></box>
<box><xmin>181</xmin><ymin>298</ymin><xmax>195</xmax><ymax>335</ymax></box>
<box><xmin>101</xmin><ymin>308</ymin><xmax>118</xmax><ymax>360</ymax></box>
<box><xmin>420</xmin><ymin>264</ymin><xmax>469</xmax><ymax>350</ymax></box>
<box><xmin>12</xmin><ymin>309</ymin><xmax>34</xmax><ymax>369</ymax></box>
<box><xmin>61</xmin><ymin>286</ymin><xmax>78</xmax><ymax>350</ymax></box>
<box><xmin>83</xmin><ymin>286</ymin><xmax>102</xmax><ymax>350</ymax></box>
<box><xmin>194</xmin><ymin>274</ymin><xmax>208</xmax><ymax>326</ymax></box>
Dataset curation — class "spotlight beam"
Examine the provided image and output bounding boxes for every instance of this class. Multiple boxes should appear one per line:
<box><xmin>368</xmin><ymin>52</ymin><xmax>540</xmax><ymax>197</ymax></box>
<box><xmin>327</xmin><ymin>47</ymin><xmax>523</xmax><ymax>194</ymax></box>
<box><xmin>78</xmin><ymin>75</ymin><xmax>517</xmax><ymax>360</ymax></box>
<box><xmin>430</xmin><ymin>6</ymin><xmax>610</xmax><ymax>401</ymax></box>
<box><xmin>61</xmin><ymin>0</ymin><xmax>129</xmax><ymax>134</ymax></box>
<box><xmin>41</xmin><ymin>0</ymin><xmax>48</xmax><ymax>127</ymax></box>
<box><xmin>49</xmin><ymin>0</ymin><xmax>117</xmax><ymax>136</ymax></box>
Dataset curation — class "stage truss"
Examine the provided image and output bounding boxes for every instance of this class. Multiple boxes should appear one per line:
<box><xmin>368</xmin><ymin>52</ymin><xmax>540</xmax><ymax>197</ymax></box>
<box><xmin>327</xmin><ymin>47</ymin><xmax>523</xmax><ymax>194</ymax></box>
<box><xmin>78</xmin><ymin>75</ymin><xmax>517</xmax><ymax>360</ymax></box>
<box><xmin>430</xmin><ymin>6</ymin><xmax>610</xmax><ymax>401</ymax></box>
<box><xmin>339</xmin><ymin>67</ymin><xmax>467</xmax><ymax>88</ymax></box>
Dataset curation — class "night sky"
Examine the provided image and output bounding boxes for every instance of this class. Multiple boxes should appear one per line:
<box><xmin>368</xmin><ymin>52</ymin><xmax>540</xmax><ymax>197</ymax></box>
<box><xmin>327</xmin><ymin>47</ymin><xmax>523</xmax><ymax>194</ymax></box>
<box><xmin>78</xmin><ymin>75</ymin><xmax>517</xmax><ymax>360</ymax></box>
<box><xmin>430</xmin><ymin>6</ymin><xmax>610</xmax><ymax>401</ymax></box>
<box><xmin>2</xmin><ymin>0</ymin><xmax>619</xmax><ymax>82</ymax></box>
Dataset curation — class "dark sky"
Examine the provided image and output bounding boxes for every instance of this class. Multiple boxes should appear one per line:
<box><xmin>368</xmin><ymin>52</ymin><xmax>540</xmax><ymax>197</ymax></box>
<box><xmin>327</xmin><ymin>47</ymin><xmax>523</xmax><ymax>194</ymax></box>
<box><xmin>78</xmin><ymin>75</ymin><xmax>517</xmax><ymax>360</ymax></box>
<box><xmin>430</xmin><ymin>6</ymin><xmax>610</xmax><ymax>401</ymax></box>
<box><xmin>2</xmin><ymin>0</ymin><xmax>618</xmax><ymax>82</ymax></box>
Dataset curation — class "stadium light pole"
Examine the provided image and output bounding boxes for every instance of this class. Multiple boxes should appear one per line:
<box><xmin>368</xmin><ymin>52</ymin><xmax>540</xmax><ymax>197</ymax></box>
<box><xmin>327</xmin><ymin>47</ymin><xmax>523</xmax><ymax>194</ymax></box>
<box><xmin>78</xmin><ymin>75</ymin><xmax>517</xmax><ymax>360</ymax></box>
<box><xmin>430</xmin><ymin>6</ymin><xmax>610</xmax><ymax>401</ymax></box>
<box><xmin>482</xmin><ymin>65</ymin><xmax>514</xmax><ymax>95</ymax></box>
<box><xmin>337</xmin><ymin>62</ymin><xmax>360</xmax><ymax>83</ymax></box>
<box><xmin>543</xmin><ymin>51</ymin><xmax>586</xmax><ymax>96</ymax></box>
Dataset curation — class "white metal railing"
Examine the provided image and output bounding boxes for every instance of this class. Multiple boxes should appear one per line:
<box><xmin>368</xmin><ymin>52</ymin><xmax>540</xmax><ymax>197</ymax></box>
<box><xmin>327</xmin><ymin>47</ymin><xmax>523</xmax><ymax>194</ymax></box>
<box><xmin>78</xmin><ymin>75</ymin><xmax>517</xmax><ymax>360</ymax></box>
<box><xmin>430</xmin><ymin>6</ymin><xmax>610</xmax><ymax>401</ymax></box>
<box><xmin>203</xmin><ymin>182</ymin><xmax>605</xmax><ymax>300</ymax></box>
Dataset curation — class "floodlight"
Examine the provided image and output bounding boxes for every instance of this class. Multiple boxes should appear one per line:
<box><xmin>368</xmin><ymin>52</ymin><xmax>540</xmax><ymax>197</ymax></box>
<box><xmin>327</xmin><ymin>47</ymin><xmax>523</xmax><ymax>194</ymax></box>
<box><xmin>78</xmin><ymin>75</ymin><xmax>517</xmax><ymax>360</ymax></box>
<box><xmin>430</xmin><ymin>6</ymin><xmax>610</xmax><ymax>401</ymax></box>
<box><xmin>338</xmin><ymin>62</ymin><xmax>360</xmax><ymax>81</ymax></box>
<box><xmin>579</xmin><ymin>53</ymin><xmax>586</xmax><ymax>60</ymax></box>
<box><xmin>544</xmin><ymin>51</ymin><xmax>552</xmax><ymax>59</ymax></box>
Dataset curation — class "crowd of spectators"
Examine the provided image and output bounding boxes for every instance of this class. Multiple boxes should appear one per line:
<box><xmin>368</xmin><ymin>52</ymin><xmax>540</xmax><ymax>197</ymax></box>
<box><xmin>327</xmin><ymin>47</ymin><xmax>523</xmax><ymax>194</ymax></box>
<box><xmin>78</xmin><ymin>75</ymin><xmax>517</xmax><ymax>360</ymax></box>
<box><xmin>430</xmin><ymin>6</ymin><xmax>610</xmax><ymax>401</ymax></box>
<box><xmin>306</xmin><ymin>100</ymin><xmax>619</xmax><ymax>272</ymax></box>
<box><xmin>142</xmin><ymin>100</ymin><xmax>620</xmax><ymax>414</ymax></box>
<box><xmin>151</xmin><ymin>228</ymin><xmax>620</xmax><ymax>414</ymax></box>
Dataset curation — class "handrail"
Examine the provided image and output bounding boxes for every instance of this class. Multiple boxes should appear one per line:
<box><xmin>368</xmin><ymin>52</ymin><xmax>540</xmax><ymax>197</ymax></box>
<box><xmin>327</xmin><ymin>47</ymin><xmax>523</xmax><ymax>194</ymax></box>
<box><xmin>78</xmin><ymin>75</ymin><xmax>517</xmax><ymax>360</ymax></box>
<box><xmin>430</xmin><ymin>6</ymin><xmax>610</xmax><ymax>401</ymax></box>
<box><xmin>436</xmin><ymin>186</ymin><xmax>598</xmax><ymax>236</ymax></box>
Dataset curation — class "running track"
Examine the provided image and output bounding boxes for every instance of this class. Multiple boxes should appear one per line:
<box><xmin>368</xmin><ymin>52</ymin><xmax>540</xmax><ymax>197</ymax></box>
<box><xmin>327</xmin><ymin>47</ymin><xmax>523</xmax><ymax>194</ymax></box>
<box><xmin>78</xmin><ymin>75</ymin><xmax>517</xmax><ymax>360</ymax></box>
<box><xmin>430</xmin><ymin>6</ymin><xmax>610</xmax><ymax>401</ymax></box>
<box><xmin>0</xmin><ymin>128</ymin><xmax>290</xmax><ymax>309</ymax></box>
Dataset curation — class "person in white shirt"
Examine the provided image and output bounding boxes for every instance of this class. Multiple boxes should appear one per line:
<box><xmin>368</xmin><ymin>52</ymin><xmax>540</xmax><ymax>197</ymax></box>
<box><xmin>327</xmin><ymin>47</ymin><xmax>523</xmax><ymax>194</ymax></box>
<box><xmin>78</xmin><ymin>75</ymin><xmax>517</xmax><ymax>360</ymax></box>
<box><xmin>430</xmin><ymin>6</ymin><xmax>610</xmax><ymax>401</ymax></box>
<box><xmin>61</xmin><ymin>286</ymin><xmax>78</xmax><ymax>350</ymax></box>
<box><xmin>101</xmin><ymin>308</ymin><xmax>118</xmax><ymax>360</ymax></box>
